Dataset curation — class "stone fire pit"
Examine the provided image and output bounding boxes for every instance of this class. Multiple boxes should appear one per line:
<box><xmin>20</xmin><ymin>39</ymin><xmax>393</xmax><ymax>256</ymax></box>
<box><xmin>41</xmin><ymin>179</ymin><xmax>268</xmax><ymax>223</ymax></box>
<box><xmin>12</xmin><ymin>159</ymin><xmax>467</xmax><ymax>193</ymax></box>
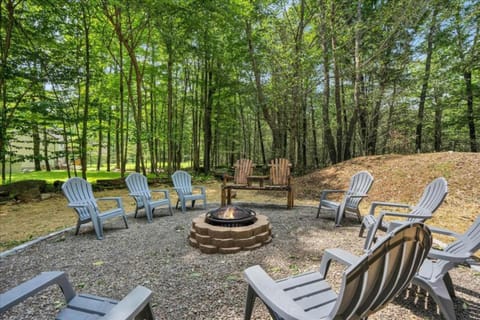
<box><xmin>188</xmin><ymin>206</ymin><xmax>272</xmax><ymax>254</ymax></box>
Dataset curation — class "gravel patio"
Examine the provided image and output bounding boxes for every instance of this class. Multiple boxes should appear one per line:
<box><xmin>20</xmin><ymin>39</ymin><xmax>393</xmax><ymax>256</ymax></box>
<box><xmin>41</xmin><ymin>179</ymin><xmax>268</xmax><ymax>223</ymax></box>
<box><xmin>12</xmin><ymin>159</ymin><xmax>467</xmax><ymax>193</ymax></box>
<box><xmin>1</xmin><ymin>202</ymin><xmax>479</xmax><ymax>319</ymax></box>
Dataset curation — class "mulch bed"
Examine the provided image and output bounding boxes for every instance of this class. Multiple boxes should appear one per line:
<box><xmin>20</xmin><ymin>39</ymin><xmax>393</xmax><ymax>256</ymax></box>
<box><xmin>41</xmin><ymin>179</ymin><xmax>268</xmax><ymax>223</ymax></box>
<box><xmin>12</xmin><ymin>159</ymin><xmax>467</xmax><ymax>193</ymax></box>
<box><xmin>1</xmin><ymin>203</ymin><xmax>479</xmax><ymax>319</ymax></box>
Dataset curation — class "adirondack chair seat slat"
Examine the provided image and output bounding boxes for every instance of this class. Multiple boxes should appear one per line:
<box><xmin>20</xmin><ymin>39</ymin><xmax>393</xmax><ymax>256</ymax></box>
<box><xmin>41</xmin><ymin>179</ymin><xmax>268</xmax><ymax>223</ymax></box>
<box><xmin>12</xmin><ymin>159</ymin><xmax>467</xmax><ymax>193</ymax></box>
<box><xmin>244</xmin><ymin>222</ymin><xmax>432</xmax><ymax>320</ymax></box>
<box><xmin>171</xmin><ymin>170</ymin><xmax>207</xmax><ymax>213</ymax></box>
<box><xmin>317</xmin><ymin>171</ymin><xmax>374</xmax><ymax>226</ymax></box>
<box><xmin>125</xmin><ymin>173</ymin><xmax>173</xmax><ymax>222</ymax></box>
<box><xmin>0</xmin><ymin>271</ymin><xmax>155</xmax><ymax>320</ymax></box>
<box><xmin>62</xmin><ymin>177</ymin><xmax>128</xmax><ymax>240</ymax></box>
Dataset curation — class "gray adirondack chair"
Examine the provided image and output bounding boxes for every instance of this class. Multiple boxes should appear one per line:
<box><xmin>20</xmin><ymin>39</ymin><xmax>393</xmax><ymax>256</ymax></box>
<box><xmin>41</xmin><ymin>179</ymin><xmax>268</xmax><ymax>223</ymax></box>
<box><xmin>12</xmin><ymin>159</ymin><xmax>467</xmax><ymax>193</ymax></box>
<box><xmin>413</xmin><ymin>215</ymin><xmax>480</xmax><ymax>320</ymax></box>
<box><xmin>360</xmin><ymin>177</ymin><xmax>447</xmax><ymax>250</ymax></box>
<box><xmin>316</xmin><ymin>171</ymin><xmax>374</xmax><ymax>226</ymax></box>
<box><xmin>171</xmin><ymin>170</ymin><xmax>207</xmax><ymax>213</ymax></box>
<box><xmin>125</xmin><ymin>173</ymin><xmax>173</xmax><ymax>223</ymax></box>
<box><xmin>0</xmin><ymin>271</ymin><xmax>154</xmax><ymax>319</ymax></box>
<box><xmin>62</xmin><ymin>177</ymin><xmax>128</xmax><ymax>240</ymax></box>
<box><xmin>244</xmin><ymin>222</ymin><xmax>432</xmax><ymax>320</ymax></box>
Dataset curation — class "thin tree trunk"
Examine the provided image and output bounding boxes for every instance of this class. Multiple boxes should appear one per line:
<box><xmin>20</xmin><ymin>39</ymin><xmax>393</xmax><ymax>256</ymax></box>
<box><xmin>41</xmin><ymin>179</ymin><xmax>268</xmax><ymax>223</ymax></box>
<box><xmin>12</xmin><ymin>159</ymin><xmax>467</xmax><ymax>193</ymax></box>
<box><xmin>416</xmin><ymin>9</ymin><xmax>437</xmax><ymax>152</ymax></box>
<box><xmin>464</xmin><ymin>71</ymin><xmax>477</xmax><ymax>152</ymax></box>
<box><xmin>43</xmin><ymin>127</ymin><xmax>51</xmax><ymax>171</ymax></box>
<box><xmin>320</xmin><ymin>0</ymin><xmax>336</xmax><ymax>164</ymax></box>
<box><xmin>80</xmin><ymin>3</ymin><xmax>90</xmax><ymax>179</ymax></box>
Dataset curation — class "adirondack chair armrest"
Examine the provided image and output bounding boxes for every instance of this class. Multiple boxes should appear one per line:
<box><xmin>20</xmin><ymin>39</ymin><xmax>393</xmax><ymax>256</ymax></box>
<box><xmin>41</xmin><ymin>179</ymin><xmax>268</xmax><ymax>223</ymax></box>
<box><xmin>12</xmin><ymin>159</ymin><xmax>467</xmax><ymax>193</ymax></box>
<box><xmin>367</xmin><ymin>201</ymin><xmax>412</xmax><ymax>216</ymax></box>
<box><xmin>0</xmin><ymin>271</ymin><xmax>76</xmax><ymax>313</ymax></box>
<box><xmin>320</xmin><ymin>190</ymin><xmax>346</xmax><ymax>200</ymax></box>
<box><xmin>243</xmin><ymin>265</ymin><xmax>309</xmax><ymax>319</ymax></box>
<box><xmin>319</xmin><ymin>248</ymin><xmax>360</xmax><ymax>278</ymax></box>
<box><xmin>192</xmin><ymin>186</ymin><xmax>206</xmax><ymax>194</ymax></box>
<box><xmin>427</xmin><ymin>226</ymin><xmax>462</xmax><ymax>239</ymax></box>
<box><xmin>222</xmin><ymin>174</ymin><xmax>234</xmax><ymax>184</ymax></box>
<box><xmin>101</xmin><ymin>286</ymin><xmax>153</xmax><ymax>320</ymax></box>
<box><xmin>379</xmin><ymin>210</ymin><xmax>431</xmax><ymax>220</ymax></box>
<box><xmin>97</xmin><ymin>197</ymin><xmax>123</xmax><ymax>207</ymax></box>
<box><xmin>427</xmin><ymin>249</ymin><xmax>471</xmax><ymax>262</ymax></box>
<box><xmin>151</xmin><ymin>189</ymin><xmax>170</xmax><ymax>198</ymax></box>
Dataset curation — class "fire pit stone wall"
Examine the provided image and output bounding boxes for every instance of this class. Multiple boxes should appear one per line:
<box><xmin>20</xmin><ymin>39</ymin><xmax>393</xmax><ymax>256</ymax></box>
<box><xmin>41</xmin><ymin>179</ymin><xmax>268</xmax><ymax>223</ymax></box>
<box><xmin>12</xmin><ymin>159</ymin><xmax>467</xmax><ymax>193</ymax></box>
<box><xmin>189</xmin><ymin>213</ymin><xmax>272</xmax><ymax>254</ymax></box>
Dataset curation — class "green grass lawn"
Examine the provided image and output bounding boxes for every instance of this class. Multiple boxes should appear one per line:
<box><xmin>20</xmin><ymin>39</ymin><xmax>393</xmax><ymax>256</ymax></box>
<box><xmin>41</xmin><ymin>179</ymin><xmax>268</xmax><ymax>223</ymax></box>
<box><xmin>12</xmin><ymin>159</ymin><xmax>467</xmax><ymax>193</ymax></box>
<box><xmin>6</xmin><ymin>170</ymin><xmax>121</xmax><ymax>184</ymax></box>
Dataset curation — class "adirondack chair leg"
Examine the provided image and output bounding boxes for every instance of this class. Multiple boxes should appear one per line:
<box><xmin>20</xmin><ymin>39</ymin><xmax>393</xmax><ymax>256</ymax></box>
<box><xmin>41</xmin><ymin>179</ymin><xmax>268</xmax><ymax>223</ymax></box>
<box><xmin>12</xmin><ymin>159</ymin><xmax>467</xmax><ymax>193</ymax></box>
<box><xmin>443</xmin><ymin>273</ymin><xmax>456</xmax><ymax>298</ymax></box>
<box><xmin>244</xmin><ymin>285</ymin><xmax>257</xmax><ymax>320</ymax></box>
<box><xmin>122</xmin><ymin>216</ymin><xmax>129</xmax><ymax>229</ymax></box>
<box><xmin>136</xmin><ymin>302</ymin><xmax>155</xmax><ymax>320</ymax></box>
<box><xmin>91</xmin><ymin>216</ymin><xmax>104</xmax><ymax>240</ymax></box>
<box><xmin>413</xmin><ymin>277</ymin><xmax>457</xmax><ymax>320</ymax></box>
<box><xmin>192</xmin><ymin>200</ymin><xmax>196</xmax><ymax>209</ymax></box>
<box><xmin>175</xmin><ymin>199</ymin><xmax>180</xmax><ymax>209</ymax></box>
<box><xmin>75</xmin><ymin>220</ymin><xmax>82</xmax><ymax>235</ymax></box>
<box><xmin>316</xmin><ymin>203</ymin><xmax>322</xmax><ymax>218</ymax></box>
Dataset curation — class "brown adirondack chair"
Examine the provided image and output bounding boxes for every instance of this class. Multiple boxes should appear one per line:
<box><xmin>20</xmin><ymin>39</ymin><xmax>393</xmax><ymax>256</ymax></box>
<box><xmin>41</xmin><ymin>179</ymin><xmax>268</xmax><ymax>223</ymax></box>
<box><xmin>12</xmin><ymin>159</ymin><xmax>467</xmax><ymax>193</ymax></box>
<box><xmin>267</xmin><ymin>158</ymin><xmax>294</xmax><ymax>208</ymax></box>
<box><xmin>221</xmin><ymin>159</ymin><xmax>254</xmax><ymax>205</ymax></box>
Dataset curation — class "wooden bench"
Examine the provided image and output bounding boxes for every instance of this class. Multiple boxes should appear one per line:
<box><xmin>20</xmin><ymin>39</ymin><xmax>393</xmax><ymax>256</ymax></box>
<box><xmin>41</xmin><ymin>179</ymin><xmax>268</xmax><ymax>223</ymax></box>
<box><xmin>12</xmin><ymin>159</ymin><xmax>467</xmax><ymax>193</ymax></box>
<box><xmin>221</xmin><ymin>158</ymin><xmax>294</xmax><ymax>209</ymax></box>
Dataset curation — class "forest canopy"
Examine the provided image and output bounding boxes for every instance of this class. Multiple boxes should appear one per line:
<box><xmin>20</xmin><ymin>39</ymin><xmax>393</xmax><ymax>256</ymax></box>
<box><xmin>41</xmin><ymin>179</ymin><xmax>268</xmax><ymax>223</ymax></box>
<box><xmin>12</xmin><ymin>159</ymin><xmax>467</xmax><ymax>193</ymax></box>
<box><xmin>0</xmin><ymin>0</ymin><xmax>478</xmax><ymax>183</ymax></box>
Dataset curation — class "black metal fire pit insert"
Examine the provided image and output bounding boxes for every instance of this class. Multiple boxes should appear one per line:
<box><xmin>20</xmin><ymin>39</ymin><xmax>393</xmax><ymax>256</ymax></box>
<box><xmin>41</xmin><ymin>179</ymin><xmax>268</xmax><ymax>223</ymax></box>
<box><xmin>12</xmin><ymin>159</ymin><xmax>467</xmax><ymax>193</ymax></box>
<box><xmin>205</xmin><ymin>206</ymin><xmax>257</xmax><ymax>227</ymax></box>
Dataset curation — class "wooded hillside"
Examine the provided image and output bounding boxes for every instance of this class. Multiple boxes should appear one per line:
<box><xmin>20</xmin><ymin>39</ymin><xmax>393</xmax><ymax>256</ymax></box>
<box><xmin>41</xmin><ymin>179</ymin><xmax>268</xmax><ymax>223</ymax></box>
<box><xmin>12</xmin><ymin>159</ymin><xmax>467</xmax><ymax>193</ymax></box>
<box><xmin>0</xmin><ymin>0</ymin><xmax>478</xmax><ymax>184</ymax></box>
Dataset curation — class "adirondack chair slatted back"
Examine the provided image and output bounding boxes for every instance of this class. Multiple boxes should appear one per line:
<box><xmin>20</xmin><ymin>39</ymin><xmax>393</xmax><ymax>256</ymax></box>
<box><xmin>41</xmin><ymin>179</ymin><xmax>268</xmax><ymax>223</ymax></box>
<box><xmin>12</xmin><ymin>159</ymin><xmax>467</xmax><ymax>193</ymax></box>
<box><xmin>409</xmin><ymin>177</ymin><xmax>448</xmax><ymax>221</ymax></box>
<box><xmin>125</xmin><ymin>173</ymin><xmax>152</xmax><ymax>200</ymax></box>
<box><xmin>62</xmin><ymin>177</ymin><xmax>98</xmax><ymax>221</ymax></box>
<box><xmin>332</xmin><ymin>223</ymin><xmax>432</xmax><ymax>318</ymax></box>
<box><xmin>172</xmin><ymin>171</ymin><xmax>193</xmax><ymax>195</ymax></box>
<box><xmin>233</xmin><ymin>159</ymin><xmax>254</xmax><ymax>184</ymax></box>
<box><xmin>345</xmin><ymin>171</ymin><xmax>374</xmax><ymax>210</ymax></box>
<box><xmin>443</xmin><ymin>215</ymin><xmax>480</xmax><ymax>260</ymax></box>
<box><xmin>269</xmin><ymin>158</ymin><xmax>291</xmax><ymax>186</ymax></box>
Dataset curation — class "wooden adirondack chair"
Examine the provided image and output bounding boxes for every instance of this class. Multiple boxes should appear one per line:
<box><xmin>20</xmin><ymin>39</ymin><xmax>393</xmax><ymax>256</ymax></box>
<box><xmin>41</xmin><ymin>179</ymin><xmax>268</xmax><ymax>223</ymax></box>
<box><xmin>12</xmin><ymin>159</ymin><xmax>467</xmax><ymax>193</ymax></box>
<box><xmin>413</xmin><ymin>215</ymin><xmax>480</xmax><ymax>320</ymax></box>
<box><xmin>267</xmin><ymin>158</ymin><xmax>294</xmax><ymax>208</ymax></box>
<box><xmin>171</xmin><ymin>170</ymin><xmax>207</xmax><ymax>213</ymax></box>
<box><xmin>125</xmin><ymin>173</ymin><xmax>173</xmax><ymax>223</ymax></box>
<box><xmin>360</xmin><ymin>177</ymin><xmax>448</xmax><ymax>250</ymax></box>
<box><xmin>244</xmin><ymin>222</ymin><xmax>432</xmax><ymax>320</ymax></box>
<box><xmin>221</xmin><ymin>159</ymin><xmax>254</xmax><ymax>206</ymax></box>
<box><xmin>316</xmin><ymin>170</ymin><xmax>374</xmax><ymax>226</ymax></box>
<box><xmin>0</xmin><ymin>271</ymin><xmax>155</xmax><ymax>319</ymax></box>
<box><xmin>62</xmin><ymin>177</ymin><xmax>128</xmax><ymax>240</ymax></box>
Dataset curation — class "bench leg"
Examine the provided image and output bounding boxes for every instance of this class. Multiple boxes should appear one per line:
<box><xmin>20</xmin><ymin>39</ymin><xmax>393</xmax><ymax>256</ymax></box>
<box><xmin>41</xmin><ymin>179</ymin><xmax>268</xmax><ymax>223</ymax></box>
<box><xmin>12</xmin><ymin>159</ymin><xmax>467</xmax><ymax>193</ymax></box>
<box><xmin>221</xmin><ymin>187</ymin><xmax>226</xmax><ymax>206</ymax></box>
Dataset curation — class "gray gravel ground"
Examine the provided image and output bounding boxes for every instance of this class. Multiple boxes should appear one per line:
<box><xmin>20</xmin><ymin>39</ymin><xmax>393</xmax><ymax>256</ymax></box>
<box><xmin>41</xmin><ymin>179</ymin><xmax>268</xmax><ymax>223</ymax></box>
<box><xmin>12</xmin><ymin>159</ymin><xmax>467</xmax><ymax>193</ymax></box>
<box><xmin>1</xmin><ymin>203</ymin><xmax>479</xmax><ymax>319</ymax></box>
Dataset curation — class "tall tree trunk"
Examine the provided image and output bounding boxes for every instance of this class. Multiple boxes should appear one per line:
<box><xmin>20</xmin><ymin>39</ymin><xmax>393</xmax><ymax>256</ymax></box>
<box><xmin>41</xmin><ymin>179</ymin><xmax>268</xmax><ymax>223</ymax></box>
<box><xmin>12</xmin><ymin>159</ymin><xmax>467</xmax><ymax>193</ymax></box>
<box><xmin>464</xmin><ymin>71</ymin><xmax>477</xmax><ymax>152</ymax></box>
<box><xmin>43</xmin><ymin>127</ymin><xmax>51</xmax><ymax>171</ymax></box>
<box><xmin>166</xmin><ymin>41</ymin><xmax>174</xmax><ymax>173</ymax></box>
<box><xmin>96</xmin><ymin>105</ymin><xmax>103</xmax><ymax>171</ymax></box>
<box><xmin>433</xmin><ymin>88</ymin><xmax>443</xmax><ymax>151</ymax></box>
<box><xmin>203</xmin><ymin>63</ymin><xmax>214</xmax><ymax>173</ymax></box>
<box><xmin>416</xmin><ymin>9</ymin><xmax>437</xmax><ymax>153</ymax></box>
<box><xmin>33</xmin><ymin>123</ymin><xmax>41</xmax><ymax>170</ymax></box>
<box><xmin>80</xmin><ymin>3</ymin><xmax>90</xmax><ymax>179</ymax></box>
<box><xmin>345</xmin><ymin>0</ymin><xmax>363</xmax><ymax>161</ymax></box>
<box><xmin>330</xmin><ymin>1</ymin><xmax>343</xmax><ymax>162</ymax></box>
<box><xmin>245</xmin><ymin>19</ymin><xmax>269</xmax><ymax>162</ymax></box>
<box><xmin>320</xmin><ymin>0</ymin><xmax>336</xmax><ymax>164</ymax></box>
<box><xmin>104</xmin><ymin>4</ymin><xmax>146</xmax><ymax>175</ymax></box>
<box><xmin>106</xmin><ymin>106</ymin><xmax>111</xmax><ymax>171</ymax></box>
